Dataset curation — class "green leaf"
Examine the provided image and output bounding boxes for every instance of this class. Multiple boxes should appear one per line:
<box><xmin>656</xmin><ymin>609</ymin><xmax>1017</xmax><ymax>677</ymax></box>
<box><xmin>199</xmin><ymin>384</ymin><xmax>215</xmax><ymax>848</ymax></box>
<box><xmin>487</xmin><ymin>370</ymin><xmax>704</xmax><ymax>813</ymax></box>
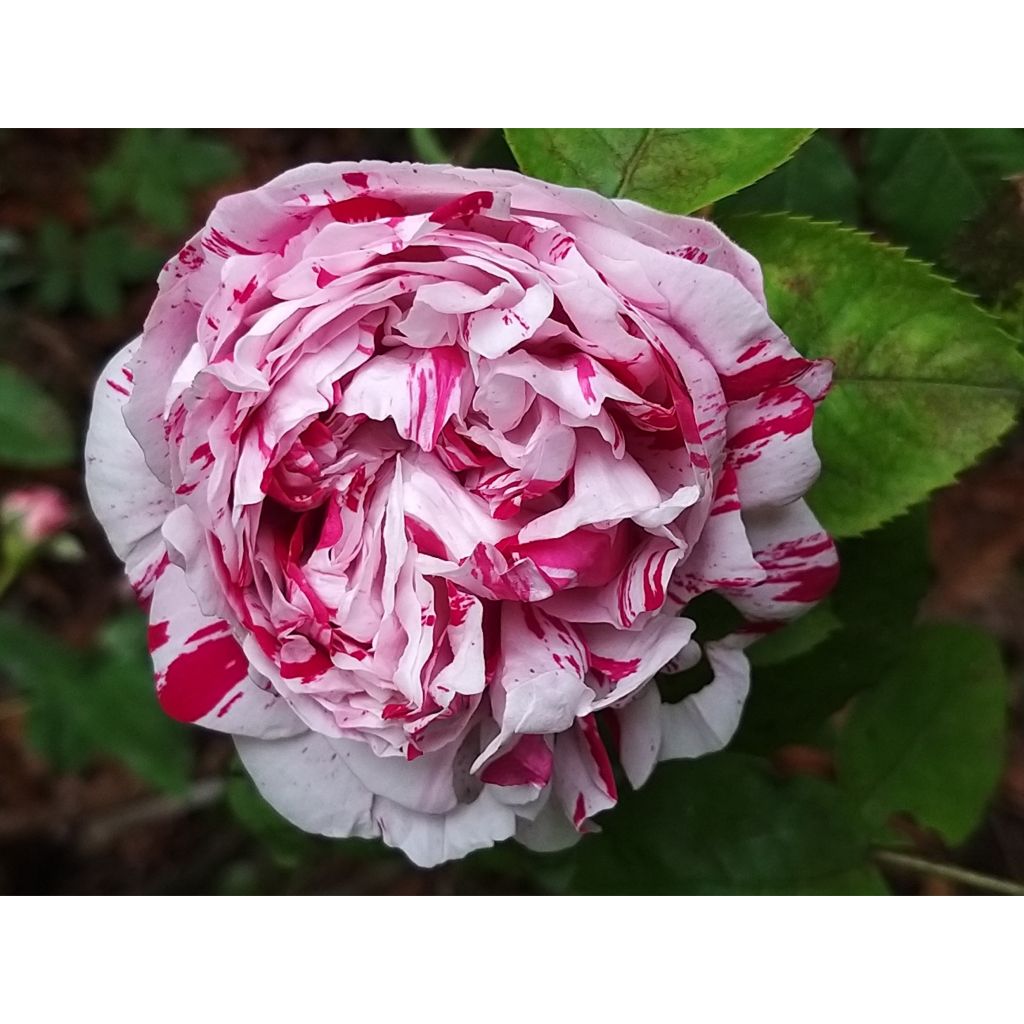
<box><xmin>0</xmin><ymin>364</ymin><xmax>74</xmax><ymax>467</ymax></box>
<box><xmin>79</xmin><ymin>226</ymin><xmax>126</xmax><ymax>317</ymax></box>
<box><xmin>0</xmin><ymin>611</ymin><xmax>193</xmax><ymax>793</ymax></box>
<box><xmin>31</xmin><ymin>219</ymin><xmax>76</xmax><ymax>312</ymax></box>
<box><xmin>409</xmin><ymin>127</ymin><xmax>451</xmax><ymax>164</ymax></box>
<box><xmin>572</xmin><ymin>753</ymin><xmax>886</xmax><ymax>894</ymax></box>
<box><xmin>88</xmin><ymin>613</ymin><xmax>194</xmax><ymax>793</ymax></box>
<box><xmin>830</xmin><ymin>505</ymin><xmax>932</xmax><ymax>629</ymax></box>
<box><xmin>865</xmin><ymin>129</ymin><xmax>1024</xmax><ymax>261</ymax></box>
<box><xmin>505</xmin><ymin>128</ymin><xmax>813</xmax><ymax>212</ymax></box>
<box><xmin>78</xmin><ymin>226</ymin><xmax>162</xmax><ymax>317</ymax></box>
<box><xmin>90</xmin><ymin>129</ymin><xmax>241</xmax><ymax>234</ymax></box>
<box><xmin>32</xmin><ymin>220</ymin><xmax>163</xmax><ymax>317</ymax></box>
<box><xmin>464</xmin><ymin>130</ymin><xmax>517</xmax><ymax>171</ymax></box>
<box><xmin>735</xmin><ymin>507</ymin><xmax>931</xmax><ymax>753</ymax></box>
<box><xmin>748</xmin><ymin>598</ymin><xmax>840</xmax><ymax>667</ymax></box>
<box><xmin>719</xmin><ymin>214</ymin><xmax>1024</xmax><ymax>537</ymax></box>
<box><xmin>462</xmin><ymin>836</ymin><xmax>576</xmax><ymax>894</ymax></box>
<box><xmin>0</xmin><ymin>615</ymin><xmax>95</xmax><ymax>769</ymax></box>
<box><xmin>716</xmin><ymin>132</ymin><xmax>859</xmax><ymax>223</ymax></box>
<box><xmin>836</xmin><ymin>624</ymin><xmax>1007</xmax><ymax>844</ymax></box>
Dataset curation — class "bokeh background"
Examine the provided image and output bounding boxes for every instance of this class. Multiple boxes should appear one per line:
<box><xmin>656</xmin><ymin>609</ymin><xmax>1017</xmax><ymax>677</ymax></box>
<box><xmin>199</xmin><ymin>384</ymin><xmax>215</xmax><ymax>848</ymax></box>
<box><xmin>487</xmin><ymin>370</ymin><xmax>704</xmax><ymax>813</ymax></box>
<box><xmin>1</xmin><ymin>128</ymin><xmax>1022</xmax><ymax>895</ymax></box>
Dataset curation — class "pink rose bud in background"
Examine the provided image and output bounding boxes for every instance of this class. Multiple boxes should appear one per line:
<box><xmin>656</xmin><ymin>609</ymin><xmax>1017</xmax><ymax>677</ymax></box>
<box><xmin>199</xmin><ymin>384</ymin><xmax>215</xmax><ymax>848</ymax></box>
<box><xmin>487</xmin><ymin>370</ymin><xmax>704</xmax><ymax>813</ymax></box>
<box><xmin>1</xmin><ymin>486</ymin><xmax>71</xmax><ymax>544</ymax></box>
<box><xmin>85</xmin><ymin>162</ymin><xmax>837</xmax><ymax>867</ymax></box>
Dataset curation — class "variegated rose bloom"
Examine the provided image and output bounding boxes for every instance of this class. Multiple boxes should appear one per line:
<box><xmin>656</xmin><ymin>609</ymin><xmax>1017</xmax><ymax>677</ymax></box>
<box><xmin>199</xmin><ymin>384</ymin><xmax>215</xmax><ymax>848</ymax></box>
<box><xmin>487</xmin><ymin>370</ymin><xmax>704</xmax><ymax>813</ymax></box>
<box><xmin>85</xmin><ymin>162</ymin><xmax>837</xmax><ymax>866</ymax></box>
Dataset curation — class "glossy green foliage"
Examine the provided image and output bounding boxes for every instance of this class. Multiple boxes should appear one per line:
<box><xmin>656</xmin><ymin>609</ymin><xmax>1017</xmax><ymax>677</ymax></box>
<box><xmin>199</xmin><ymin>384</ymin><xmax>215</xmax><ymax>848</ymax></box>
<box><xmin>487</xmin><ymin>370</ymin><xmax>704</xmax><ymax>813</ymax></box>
<box><xmin>721</xmin><ymin>215</ymin><xmax>1024</xmax><ymax>537</ymax></box>
<box><xmin>505</xmin><ymin>128</ymin><xmax>812</xmax><ymax>212</ymax></box>
<box><xmin>717</xmin><ymin>132</ymin><xmax>859</xmax><ymax>222</ymax></box>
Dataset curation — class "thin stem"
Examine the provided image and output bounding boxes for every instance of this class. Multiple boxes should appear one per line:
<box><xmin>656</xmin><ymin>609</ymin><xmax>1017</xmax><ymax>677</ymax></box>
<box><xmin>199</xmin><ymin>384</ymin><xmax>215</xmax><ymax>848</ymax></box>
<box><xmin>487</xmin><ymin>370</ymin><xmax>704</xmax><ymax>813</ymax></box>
<box><xmin>874</xmin><ymin>849</ymin><xmax>1024</xmax><ymax>896</ymax></box>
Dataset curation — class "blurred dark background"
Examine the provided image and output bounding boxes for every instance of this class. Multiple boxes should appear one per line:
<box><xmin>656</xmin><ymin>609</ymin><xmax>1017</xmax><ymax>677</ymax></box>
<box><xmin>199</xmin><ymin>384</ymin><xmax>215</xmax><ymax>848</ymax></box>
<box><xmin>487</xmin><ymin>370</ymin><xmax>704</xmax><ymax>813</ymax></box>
<box><xmin>1</xmin><ymin>129</ymin><xmax>1022</xmax><ymax>895</ymax></box>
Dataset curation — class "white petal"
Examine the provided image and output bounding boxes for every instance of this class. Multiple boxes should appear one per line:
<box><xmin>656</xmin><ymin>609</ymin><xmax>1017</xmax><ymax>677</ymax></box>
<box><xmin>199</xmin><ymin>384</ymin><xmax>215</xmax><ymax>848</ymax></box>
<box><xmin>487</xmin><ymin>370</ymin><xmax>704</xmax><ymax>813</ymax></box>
<box><xmin>515</xmin><ymin>790</ymin><xmax>582</xmax><ymax>854</ymax></box>
<box><xmin>373</xmin><ymin>788</ymin><xmax>519</xmax><ymax>868</ymax></box>
<box><xmin>659</xmin><ymin>638</ymin><xmax>751</xmax><ymax>760</ymax></box>
<box><xmin>235</xmin><ymin>731</ymin><xmax>377</xmax><ymax>839</ymax></box>
<box><xmin>84</xmin><ymin>339</ymin><xmax>173</xmax><ymax>566</ymax></box>
<box><xmin>615</xmin><ymin>683</ymin><xmax>662</xmax><ymax>787</ymax></box>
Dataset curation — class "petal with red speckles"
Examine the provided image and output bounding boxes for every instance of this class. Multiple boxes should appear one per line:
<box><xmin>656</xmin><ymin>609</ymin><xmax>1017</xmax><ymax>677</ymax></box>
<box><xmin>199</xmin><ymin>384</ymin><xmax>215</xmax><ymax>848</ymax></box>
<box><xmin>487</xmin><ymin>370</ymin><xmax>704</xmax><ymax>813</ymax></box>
<box><xmin>148</xmin><ymin>562</ymin><xmax>304</xmax><ymax>738</ymax></box>
<box><xmin>235</xmin><ymin>731</ymin><xmax>377</xmax><ymax>839</ymax></box>
<box><xmin>84</xmin><ymin>339</ymin><xmax>173</xmax><ymax>586</ymax></box>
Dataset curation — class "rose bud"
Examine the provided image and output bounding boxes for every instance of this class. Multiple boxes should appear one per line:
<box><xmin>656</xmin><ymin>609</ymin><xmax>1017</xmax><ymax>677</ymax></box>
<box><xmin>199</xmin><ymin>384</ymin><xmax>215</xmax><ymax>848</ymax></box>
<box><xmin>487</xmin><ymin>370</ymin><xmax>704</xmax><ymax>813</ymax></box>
<box><xmin>2</xmin><ymin>486</ymin><xmax>71</xmax><ymax>545</ymax></box>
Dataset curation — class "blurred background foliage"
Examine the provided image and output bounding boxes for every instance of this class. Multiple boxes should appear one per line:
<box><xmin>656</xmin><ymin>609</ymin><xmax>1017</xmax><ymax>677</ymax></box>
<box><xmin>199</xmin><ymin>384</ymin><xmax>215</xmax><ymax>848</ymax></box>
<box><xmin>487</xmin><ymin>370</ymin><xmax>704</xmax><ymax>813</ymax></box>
<box><xmin>1</xmin><ymin>129</ymin><xmax>1023</xmax><ymax>895</ymax></box>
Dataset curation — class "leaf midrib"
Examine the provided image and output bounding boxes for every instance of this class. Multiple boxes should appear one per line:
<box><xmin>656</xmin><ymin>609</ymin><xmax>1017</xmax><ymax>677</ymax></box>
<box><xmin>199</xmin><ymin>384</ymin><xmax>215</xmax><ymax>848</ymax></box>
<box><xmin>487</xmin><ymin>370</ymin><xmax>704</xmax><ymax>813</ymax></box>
<box><xmin>613</xmin><ymin>128</ymin><xmax>656</xmax><ymax>198</ymax></box>
<box><xmin>835</xmin><ymin>374</ymin><xmax>1022</xmax><ymax>397</ymax></box>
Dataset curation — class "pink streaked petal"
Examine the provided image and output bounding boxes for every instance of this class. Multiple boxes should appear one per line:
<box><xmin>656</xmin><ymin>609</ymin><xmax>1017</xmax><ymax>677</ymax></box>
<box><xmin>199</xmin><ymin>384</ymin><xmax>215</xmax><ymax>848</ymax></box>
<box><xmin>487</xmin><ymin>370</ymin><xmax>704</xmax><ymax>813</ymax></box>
<box><xmin>472</xmin><ymin>604</ymin><xmax>593</xmax><ymax>771</ymax></box>
<box><xmin>338</xmin><ymin>346</ymin><xmax>469</xmax><ymax>453</ymax></box>
<box><xmin>670</xmin><ymin>468</ymin><xmax>766</xmax><ymax>604</ymax></box>
<box><xmin>480</xmin><ymin>733</ymin><xmax>554</xmax><ymax>787</ymax></box>
<box><xmin>429</xmin><ymin>583</ymin><xmax>486</xmax><ymax>696</ymax></box>
<box><xmin>480</xmin><ymin>347</ymin><xmax>642</xmax><ymax>422</ymax></box>
<box><xmin>465</xmin><ymin>281</ymin><xmax>554</xmax><ymax>358</ymax></box>
<box><xmin>148</xmin><ymin>562</ymin><xmax>303</xmax><ymax>736</ymax></box>
<box><xmin>609</xmin><ymin>199</ymin><xmax>766</xmax><ymax>303</ymax></box>
<box><xmin>724</xmin><ymin>500</ymin><xmax>839</xmax><ymax>621</ymax></box>
<box><xmin>552</xmin><ymin>719</ymin><xmax>618</xmax><ymax>831</ymax></box>
<box><xmin>582</xmin><ymin>612</ymin><xmax>696</xmax><ymax>710</ymax></box>
<box><xmin>539</xmin><ymin>534</ymin><xmax>684</xmax><ymax>627</ymax></box>
<box><xmin>727</xmin><ymin>385</ymin><xmax>821</xmax><ymax>509</ymax></box>
<box><xmin>496</xmin><ymin>522</ymin><xmax>633</xmax><ymax>599</ymax></box>
<box><xmin>519</xmin><ymin>433</ymin><xmax>663</xmax><ymax>543</ymax></box>
<box><xmin>402</xmin><ymin>451</ymin><xmax>517</xmax><ymax>559</ymax></box>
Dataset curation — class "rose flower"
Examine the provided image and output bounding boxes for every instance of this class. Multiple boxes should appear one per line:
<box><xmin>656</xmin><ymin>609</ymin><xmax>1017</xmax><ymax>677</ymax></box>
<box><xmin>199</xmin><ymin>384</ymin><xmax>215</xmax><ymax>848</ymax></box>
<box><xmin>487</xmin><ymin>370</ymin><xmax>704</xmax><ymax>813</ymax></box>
<box><xmin>85</xmin><ymin>162</ymin><xmax>837</xmax><ymax>866</ymax></box>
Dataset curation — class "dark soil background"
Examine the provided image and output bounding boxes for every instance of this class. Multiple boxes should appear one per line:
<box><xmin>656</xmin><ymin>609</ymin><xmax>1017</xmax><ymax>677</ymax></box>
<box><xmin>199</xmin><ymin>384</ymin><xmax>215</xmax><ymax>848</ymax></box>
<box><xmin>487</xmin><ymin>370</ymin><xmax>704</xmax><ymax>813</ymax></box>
<box><xmin>1</xmin><ymin>129</ymin><xmax>1021</xmax><ymax>895</ymax></box>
